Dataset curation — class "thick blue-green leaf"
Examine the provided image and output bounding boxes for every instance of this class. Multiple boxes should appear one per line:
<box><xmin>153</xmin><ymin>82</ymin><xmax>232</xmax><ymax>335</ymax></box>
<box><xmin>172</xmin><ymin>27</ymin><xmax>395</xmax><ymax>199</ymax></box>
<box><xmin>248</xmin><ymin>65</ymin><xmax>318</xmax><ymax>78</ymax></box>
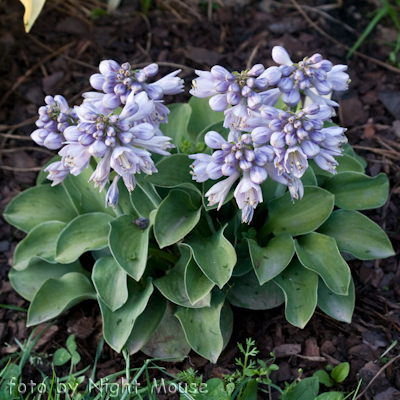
<box><xmin>184</xmin><ymin>225</ymin><xmax>237</xmax><ymax>288</ymax></box>
<box><xmin>63</xmin><ymin>160</ymin><xmax>115</xmax><ymax>216</ymax></box>
<box><xmin>109</xmin><ymin>214</ymin><xmax>152</xmax><ymax>281</ymax></box>
<box><xmin>315</xmin><ymin>392</ymin><xmax>344</xmax><ymax>400</ymax></box>
<box><xmin>117</xmin><ymin>178</ymin><xmax>137</xmax><ymax>216</ymax></box>
<box><xmin>141</xmin><ymin>302</ymin><xmax>191</xmax><ymax>360</ymax></box>
<box><xmin>55</xmin><ymin>213</ymin><xmax>114</xmax><ymax>263</ymax></box>
<box><xmin>325</xmin><ymin>172</ymin><xmax>389</xmax><ymax>210</ymax></box>
<box><xmin>146</xmin><ymin>154</ymin><xmax>194</xmax><ymax>188</ymax></box>
<box><xmin>318</xmin><ymin>209</ymin><xmax>395</xmax><ymax>260</ymax></box>
<box><xmin>154</xmin><ymin>190</ymin><xmax>201</xmax><ymax>248</ymax></box>
<box><xmin>175</xmin><ymin>290</ymin><xmax>228</xmax><ymax>363</ymax></box>
<box><xmin>295</xmin><ymin>233</ymin><xmax>351</xmax><ymax>295</ymax></box>
<box><xmin>232</xmin><ymin>239</ymin><xmax>253</xmax><ymax>277</ymax></box>
<box><xmin>4</xmin><ymin>185</ymin><xmax>78</xmax><ymax>233</ymax></box>
<box><xmin>301</xmin><ymin>166</ymin><xmax>317</xmax><ymax>186</ymax></box>
<box><xmin>13</xmin><ymin>221</ymin><xmax>66</xmax><ymax>271</ymax></box>
<box><xmin>262</xmin><ymin>187</ymin><xmax>334</xmax><ymax>237</ymax></box>
<box><xmin>92</xmin><ymin>256</ymin><xmax>128</xmax><ymax>312</ymax></box>
<box><xmin>343</xmin><ymin>143</ymin><xmax>367</xmax><ymax>168</ymax></box>
<box><xmin>159</xmin><ymin>103</ymin><xmax>192</xmax><ymax>147</ymax></box>
<box><xmin>317</xmin><ymin>277</ymin><xmax>355</xmax><ymax>323</ymax></box>
<box><xmin>226</xmin><ymin>270</ymin><xmax>285</xmax><ymax>310</ymax></box>
<box><xmin>99</xmin><ymin>278</ymin><xmax>153</xmax><ymax>352</ymax></box>
<box><xmin>154</xmin><ymin>246</ymin><xmax>212</xmax><ymax>308</ymax></box>
<box><xmin>9</xmin><ymin>259</ymin><xmax>86</xmax><ymax>301</ymax></box>
<box><xmin>126</xmin><ymin>290</ymin><xmax>167</xmax><ymax>355</ymax></box>
<box><xmin>273</xmin><ymin>260</ymin><xmax>318</xmax><ymax>329</ymax></box>
<box><xmin>27</xmin><ymin>272</ymin><xmax>96</xmax><ymax>326</ymax></box>
<box><xmin>188</xmin><ymin>96</ymin><xmax>225</xmax><ymax>138</ymax></box>
<box><xmin>130</xmin><ymin>176</ymin><xmax>161</xmax><ymax>218</ymax></box>
<box><xmin>281</xmin><ymin>377</ymin><xmax>319</xmax><ymax>400</ymax></box>
<box><xmin>247</xmin><ymin>234</ymin><xmax>294</xmax><ymax>284</ymax></box>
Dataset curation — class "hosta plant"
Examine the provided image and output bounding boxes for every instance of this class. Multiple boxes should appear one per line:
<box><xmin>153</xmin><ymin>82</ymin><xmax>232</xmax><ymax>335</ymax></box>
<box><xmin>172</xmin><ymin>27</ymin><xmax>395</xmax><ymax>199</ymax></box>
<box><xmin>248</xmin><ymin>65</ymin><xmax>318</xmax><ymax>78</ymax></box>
<box><xmin>4</xmin><ymin>49</ymin><xmax>395</xmax><ymax>363</ymax></box>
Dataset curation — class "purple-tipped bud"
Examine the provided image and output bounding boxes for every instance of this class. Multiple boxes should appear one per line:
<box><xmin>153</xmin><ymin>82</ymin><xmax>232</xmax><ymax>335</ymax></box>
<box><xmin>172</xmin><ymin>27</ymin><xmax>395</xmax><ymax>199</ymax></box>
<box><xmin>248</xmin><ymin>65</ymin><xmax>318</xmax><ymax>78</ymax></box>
<box><xmin>97</xmin><ymin>123</ymin><xmax>105</xmax><ymax>131</ymax></box>
<box><xmin>44</xmin><ymin>132</ymin><xmax>63</xmax><ymax>149</ymax></box>
<box><xmin>254</xmin><ymin>146</ymin><xmax>275</xmax><ymax>166</ymax></box>
<box><xmin>143</xmin><ymin>63</ymin><xmax>159</xmax><ymax>77</ymax></box>
<box><xmin>119</xmin><ymin>132</ymin><xmax>133</xmax><ymax>144</ymax></box>
<box><xmin>107</xmin><ymin>126</ymin><xmax>116</xmax><ymax>137</ymax></box>
<box><xmin>313</xmin><ymin>60</ymin><xmax>333</xmax><ymax>72</ymax></box>
<box><xmin>118</xmin><ymin>120</ymin><xmax>131</xmax><ymax>131</ymax></box>
<box><xmin>130</xmin><ymin>123</ymin><xmax>155</xmax><ymax>140</ymax></box>
<box><xmin>109</xmin><ymin>115</ymin><xmax>119</xmax><ymax>123</ymax></box>
<box><xmin>105</xmin><ymin>136</ymin><xmax>116</xmax><ymax>147</ymax></box>
<box><xmin>45</xmin><ymin>121</ymin><xmax>57</xmax><ymax>131</ymax></box>
<box><xmin>301</xmin><ymin>140</ymin><xmax>320</xmax><ymax>157</ymax></box>
<box><xmin>251</xmin><ymin>126</ymin><xmax>272</xmax><ymax>145</ymax></box>
<box><xmin>105</xmin><ymin>72</ymin><xmax>117</xmax><ymax>83</ymax></box>
<box><xmin>286</xmin><ymin>132</ymin><xmax>297</xmax><ymax>146</ymax></box>
<box><xmin>31</xmin><ymin>129</ymin><xmax>47</xmax><ymax>146</ymax></box>
<box><xmin>309</xmin><ymin>53</ymin><xmax>322</xmax><ymax>64</ymax></box>
<box><xmin>146</xmin><ymin>84</ymin><xmax>164</xmax><ymax>100</ymax></box>
<box><xmin>303</xmin><ymin>104</ymin><xmax>320</xmax><ymax>115</ymax></box>
<box><xmin>260</xmin><ymin>66</ymin><xmax>282</xmax><ymax>86</ymax></box>
<box><xmin>313</xmin><ymin>69</ymin><xmax>327</xmax><ymax>81</ymax></box>
<box><xmin>123</xmin><ymin>77</ymin><xmax>133</xmax><ymax>86</ymax></box>
<box><xmin>296</xmin><ymin>128</ymin><xmax>308</xmax><ymax>140</ymax></box>
<box><xmin>248</xmin><ymin>92</ymin><xmax>261</xmax><ymax>109</ymax></box>
<box><xmin>227</xmin><ymin>92</ymin><xmax>240</xmax><ymax>105</ymax></box>
<box><xmin>121</xmin><ymin>62</ymin><xmax>131</xmax><ymax>70</ymax></box>
<box><xmin>64</xmin><ymin>126</ymin><xmax>81</xmax><ymax>142</ymax></box>
<box><xmin>269</xmin><ymin>119</ymin><xmax>284</xmax><ymax>132</ymax></box>
<box><xmin>241</xmin><ymin>134</ymin><xmax>252</xmax><ymax>145</ymax></box>
<box><xmin>299</xmin><ymin>79</ymin><xmax>311</xmax><ymax>90</ymax></box>
<box><xmin>114</xmin><ymin>83</ymin><xmax>127</xmax><ymax>95</ymax></box>
<box><xmin>314</xmin><ymin>80</ymin><xmax>333</xmax><ymax>95</ymax></box>
<box><xmin>79</xmin><ymin>134</ymin><xmax>95</xmax><ymax>146</ymax></box>
<box><xmin>103</xmin><ymin>81</ymin><xmax>115</xmax><ymax>94</ymax></box>
<box><xmin>270</xmin><ymin>131</ymin><xmax>286</xmax><ymax>148</ymax></box>
<box><xmin>278</xmin><ymin>77</ymin><xmax>294</xmax><ymax>93</ymax></box>
<box><xmin>38</xmin><ymin>106</ymin><xmax>47</xmax><ymax>115</ymax></box>
<box><xmin>280</xmin><ymin>65</ymin><xmax>294</xmax><ymax>77</ymax></box>
<box><xmin>131</xmin><ymin>82</ymin><xmax>142</xmax><ymax>94</ymax></box>
<box><xmin>89</xmin><ymin>140</ymin><xmax>107</xmax><ymax>157</ymax></box>
<box><xmin>209</xmin><ymin>94</ymin><xmax>229</xmax><ymax>112</ymax></box>
<box><xmin>54</xmin><ymin>95</ymin><xmax>69</xmax><ymax>113</ymax></box>
<box><xmin>241</xmin><ymin>86</ymin><xmax>253</xmax><ymax>97</ymax></box>
<box><xmin>206</xmin><ymin>162</ymin><xmax>223</xmax><ymax>180</ymax></box>
<box><xmin>248</xmin><ymin>64</ymin><xmax>265</xmax><ymax>77</ymax></box>
<box><xmin>36</xmin><ymin>119</ymin><xmax>45</xmax><ymax>128</ymax></box>
<box><xmin>119</xmin><ymin>102</ymin><xmax>139</xmax><ymax>120</ymax></box>
<box><xmin>57</xmin><ymin>113</ymin><xmax>68</xmax><ymax>123</ymax></box>
<box><xmin>254</xmin><ymin>78</ymin><xmax>269</xmax><ymax>90</ymax></box>
<box><xmin>303</xmin><ymin>120</ymin><xmax>314</xmax><ymax>132</ymax></box>
<box><xmin>222</xmin><ymin>142</ymin><xmax>233</xmax><ymax>151</ymax></box>
<box><xmin>211</xmin><ymin>65</ymin><xmax>231</xmax><ymax>81</ymax></box>
<box><xmin>261</xmin><ymin>106</ymin><xmax>280</xmax><ymax>120</ymax></box>
<box><xmin>90</xmin><ymin>74</ymin><xmax>106</xmax><ymax>90</ymax></box>
<box><xmin>103</xmin><ymin>93</ymin><xmax>121</xmax><ymax>110</ymax></box>
<box><xmin>294</xmin><ymin>70</ymin><xmax>305</xmax><ymax>81</ymax></box>
<box><xmin>135</xmin><ymin>71</ymin><xmax>147</xmax><ymax>83</ymax></box>
<box><xmin>86</xmin><ymin>124</ymin><xmax>97</xmax><ymax>135</ymax></box>
<box><xmin>221</xmin><ymin>163</ymin><xmax>237</xmax><ymax>176</ymax></box>
<box><xmin>45</xmin><ymin>95</ymin><xmax>55</xmax><ymax>106</ymax></box>
<box><xmin>215</xmin><ymin>81</ymin><xmax>229</xmax><ymax>93</ymax></box>
<box><xmin>229</xmin><ymin>83</ymin><xmax>240</xmax><ymax>93</ymax></box>
<box><xmin>57</xmin><ymin>122</ymin><xmax>69</xmax><ymax>132</ymax></box>
<box><xmin>246</xmin><ymin>78</ymin><xmax>255</xmax><ymax>88</ymax></box>
<box><xmin>282</xmin><ymin>90</ymin><xmax>301</xmax><ymax>107</ymax></box>
<box><xmin>225</xmin><ymin>153</ymin><xmax>236</xmax><ymax>165</ymax></box>
<box><xmin>284</xmin><ymin>123</ymin><xmax>294</xmax><ymax>134</ymax></box>
<box><xmin>272</xmin><ymin>46</ymin><xmax>294</xmax><ymax>66</ymax></box>
<box><xmin>239</xmin><ymin>159</ymin><xmax>252</xmax><ymax>171</ymax></box>
<box><xmin>245</xmin><ymin>149</ymin><xmax>255</xmax><ymax>162</ymax></box>
<box><xmin>212</xmin><ymin>150</ymin><xmax>227</xmax><ymax>164</ymax></box>
<box><xmin>39</xmin><ymin>114</ymin><xmax>50</xmax><ymax>123</ymax></box>
<box><xmin>235</xmin><ymin>150</ymin><xmax>243</xmax><ymax>160</ymax></box>
<box><xmin>309</xmin><ymin>131</ymin><xmax>326</xmax><ymax>143</ymax></box>
<box><xmin>250</xmin><ymin>165</ymin><xmax>267</xmax><ymax>184</ymax></box>
<box><xmin>312</xmin><ymin>120</ymin><xmax>324</xmax><ymax>130</ymax></box>
<box><xmin>106</xmin><ymin>176</ymin><xmax>120</xmax><ymax>209</ymax></box>
<box><xmin>205</xmin><ymin>131</ymin><xmax>226</xmax><ymax>149</ymax></box>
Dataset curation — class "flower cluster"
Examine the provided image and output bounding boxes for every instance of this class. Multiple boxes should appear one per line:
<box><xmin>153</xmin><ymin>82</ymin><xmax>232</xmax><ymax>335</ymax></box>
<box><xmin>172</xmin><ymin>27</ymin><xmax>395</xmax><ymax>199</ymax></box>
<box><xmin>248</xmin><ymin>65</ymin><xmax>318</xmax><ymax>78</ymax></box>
<box><xmin>189</xmin><ymin>47</ymin><xmax>349</xmax><ymax>223</ymax></box>
<box><xmin>31</xmin><ymin>61</ymin><xmax>183</xmax><ymax>208</ymax></box>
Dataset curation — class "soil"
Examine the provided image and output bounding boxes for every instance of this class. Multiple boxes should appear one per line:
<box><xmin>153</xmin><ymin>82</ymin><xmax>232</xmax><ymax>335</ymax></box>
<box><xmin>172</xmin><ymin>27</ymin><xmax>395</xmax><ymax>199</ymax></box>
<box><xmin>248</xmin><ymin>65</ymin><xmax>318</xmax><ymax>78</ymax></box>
<box><xmin>1</xmin><ymin>0</ymin><xmax>400</xmax><ymax>398</ymax></box>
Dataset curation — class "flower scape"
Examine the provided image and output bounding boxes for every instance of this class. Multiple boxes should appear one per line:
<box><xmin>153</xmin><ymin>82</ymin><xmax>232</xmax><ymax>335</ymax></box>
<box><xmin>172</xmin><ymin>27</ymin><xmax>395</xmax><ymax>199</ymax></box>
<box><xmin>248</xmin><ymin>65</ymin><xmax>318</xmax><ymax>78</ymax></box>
<box><xmin>4</xmin><ymin>47</ymin><xmax>394</xmax><ymax>362</ymax></box>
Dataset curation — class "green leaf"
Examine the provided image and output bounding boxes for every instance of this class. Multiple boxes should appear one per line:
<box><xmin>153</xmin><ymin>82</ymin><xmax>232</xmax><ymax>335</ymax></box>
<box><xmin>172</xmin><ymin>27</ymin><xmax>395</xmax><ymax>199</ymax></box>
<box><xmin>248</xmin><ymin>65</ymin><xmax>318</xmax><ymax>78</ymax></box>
<box><xmin>13</xmin><ymin>221</ymin><xmax>67</xmax><ymax>271</ymax></box>
<box><xmin>317</xmin><ymin>277</ymin><xmax>355</xmax><ymax>323</ymax></box>
<box><xmin>331</xmin><ymin>362</ymin><xmax>350</xmax><ymax>383</ymax></box>
<box><xmin>125</xmin><ymin>289</ymin><xmax>167</xmax><ymax>355</ymax></box>
<box><xmin>19</xmin><ymin>0</ymin><xmax>46</xmax><ymax>32</ymax></box>
<box><xmin>232</xmin><ymin>238</ymin><xmax>253</xmax><ymax>277</ymax></box>
<box><xmin>141</xmin><ymin>302</ymin><xmax>191</xmax><ymax>360</ymax></box>
<box><xmin>313</xmin><ymin>370</ymin><xmax>334</xmax><ymax>387</ymax></box>
<box><xmin>9</xmin><ymin>259</ymin><xmax>86</xmax><ymax>302</ymax></box>
<box><xmin>159</xmin><ymin>103</ymin><xmax>192</xmax><ymax>147</ymax></box>
<box><xmin>55</xmin><ymin>213</ymin><xmax>114</xmax><ymax>264</ymax></box>
<box><xmin>301</xmin><ymin>166</ymin><xmax>317</xmax><ymax>186</ymax></box>
<box><xmin>259</xmin><ymin>178</ymin><xmax>281</xmax><ymax>209</ymax></box>
<box><xmin>4</xmin><ymin>185</ymin><xmax>78</xmax><ymax>233</ymax></box>
<box><xmin>273</xmin><ymin>260</ymin><xmax>318</xmax><ymax>329</ymax></box>
<box><xmin>99</xmin><ymin>278</ymin><xmax>153</xmax><ymax>352</ymax></box>
<box><xmin>66</xmin><ymin>334</ymin><xmax>77</xmax><ymax>353</ymax></box>
<box><xmin>325</xmin><ymin>172</ymin><xmax>389</xmax><ymax>210</ymax></box>
<box><xmin>154</xmin><ymin>246</ymin><xmax>212</xmax><ymax>308</ymax></box>
<box><xmin>175</xmin><ymin>290</ymin><xmax>227</xmax><ymax>363</ymax></box>
<box><xmin>184</xmin><ymin>225</ymin><xmax>237</xmax><ymax>288</ymax></box>
<box><xmin>71</xmin><ymin>350</ymin><xmax>81</xmax><ymax>365</ymax></box>
<box><xmin>220</xmin><ymin>301</ymin><xmax>233</xmax><ymax>350</ymax></box>
<box><xmin>247</xmin><ymin>234</ymin><xmax>294</xmax><ymax>285</ymax></box>
<box><xmin>226</xmin><ymin>270</ymin><xmax>284</xmax><ymax>310</ymax></box>
<box><xmin>315</xmin><ymin>393</ymin><xmax>344</xmax><ymax>400</ymax></box>
<box><xmin>154</xmin><ymin>190</ymin><xmax>201</xmax><ymax>248</ymax></box>
<box><xmin>27</xmin><ymin>272</ymin><xmax>96</xmax><ymax>326</ymax></box>
<box><xmin>130</xmin><ymin>176</ymin><xmax>161</xmax><ymax>218</ymax></box>
<box><xmin>343</xmin><ymin>143</ymin><xmax>367</xmax><ymax>168</ymax></box>
<box><xmin>63</xmin><ymin>161</ymin><xmax>115</xmax><ymax>216</ymax></box>
<box><xmin>317</xmin><ymin>210</ymin><xmax>395</xmax><ymax>260</ymax></box>
<box><xmin>282</xmin><ymin>377</ymin><xmax>319</xmax><ymax>400</ymax></box>
<box><xmin>109</xmin><ymin>214</ymin><xmax>152</xmax><ymax>281</ymax></box>
<box><xmin>295</xmin><ymin>233</ymin><xmax>350</xmax><ymax>295</ymax></box>
<box><xmin>240</xmin><ymin>379</ymin><xmax>258</xmax><ymax>400</ymax></box>
<box><xmin>92</xmin><ymin>256</ymin><xmax>128</xmax><ymax>312</ymax></box>
<box><xmin>117</xmin><ymin>178</ymin><xmax>137</xmax><ymax>216</ymax></box>
<box><xmin>195</xmin><ymin>378</ymin><xmax>228</xmax><ymax>400</ymax></box>
<box><xmin>310</xmin><ymin>154</ymin><xmax>364</xmax><ymax>177</ymax></box>
<box><xmin>91</xmin><ymin>247</ymin><xmax>112</xmax><ymax>261</ymax></box>
<box><xmin>53</xmin><ymin>348</ymin><xmax>71</xmax><ymax>366</ymax></box>
<box><xmin>262</xmin><ymin>187</ymin><xmax>334</xmax><ymax>237</ymax></box>
<box><xmin>188</xmin><ymin>96</ymin><xmax>225</xmax><ymax>138</ymax></box>
<box><xmin>146</xmin><ymin>154</ymin><xmax>194</xmax><ymax>188</ymax></box>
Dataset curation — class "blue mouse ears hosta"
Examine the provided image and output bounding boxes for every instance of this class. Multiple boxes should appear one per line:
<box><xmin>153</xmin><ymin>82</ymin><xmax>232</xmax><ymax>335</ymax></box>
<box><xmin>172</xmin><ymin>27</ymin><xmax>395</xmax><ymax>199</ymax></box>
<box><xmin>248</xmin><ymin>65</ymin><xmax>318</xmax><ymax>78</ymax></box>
<box><xmin>4</xmin><ymin>50</ymin><xmax>395</xmax><ymax>363</ymax></box>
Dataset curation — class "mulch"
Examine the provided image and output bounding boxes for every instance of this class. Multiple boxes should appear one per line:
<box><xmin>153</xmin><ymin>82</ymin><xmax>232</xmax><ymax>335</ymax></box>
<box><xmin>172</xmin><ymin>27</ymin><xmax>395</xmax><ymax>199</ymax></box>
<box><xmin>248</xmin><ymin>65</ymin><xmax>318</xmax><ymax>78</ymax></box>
<box><xmin>1</xmin><ymin>0</ymin><xmax>400</xmax><ymax>398</ymax></box>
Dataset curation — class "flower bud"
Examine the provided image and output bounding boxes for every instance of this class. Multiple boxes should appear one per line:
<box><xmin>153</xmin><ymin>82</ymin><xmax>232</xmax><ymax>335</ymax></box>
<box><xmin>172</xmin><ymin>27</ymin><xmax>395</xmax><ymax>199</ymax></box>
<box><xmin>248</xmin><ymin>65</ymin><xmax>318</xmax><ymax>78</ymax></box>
<box><xmin>143</xmin><ymin>63</ymin><xmax>159</xmax><ymax>77</ymax></box>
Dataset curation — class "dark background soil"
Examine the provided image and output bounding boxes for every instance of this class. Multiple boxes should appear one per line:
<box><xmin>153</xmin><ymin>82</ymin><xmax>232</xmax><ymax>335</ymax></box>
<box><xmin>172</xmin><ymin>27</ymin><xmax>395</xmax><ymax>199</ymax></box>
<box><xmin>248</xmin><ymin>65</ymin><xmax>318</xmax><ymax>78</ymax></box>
<box><xmin>1</xmin><ymin>0</ymin><xmax>400</xmax><ymax>398</ymax></box>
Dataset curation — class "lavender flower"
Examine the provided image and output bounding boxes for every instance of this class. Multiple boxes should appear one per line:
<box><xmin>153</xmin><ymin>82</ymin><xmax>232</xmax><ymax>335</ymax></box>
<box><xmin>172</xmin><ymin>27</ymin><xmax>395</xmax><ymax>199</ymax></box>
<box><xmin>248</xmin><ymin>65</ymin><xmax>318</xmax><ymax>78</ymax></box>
<box><xmin>272</xmin><ymin>46</ymin><xmax>349</xmax><ymax>107</ymax></box>
<box><xmin>89</xmin><ymin>60</ymin><xmax>184</xmax><ymax>108</ymax></box>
